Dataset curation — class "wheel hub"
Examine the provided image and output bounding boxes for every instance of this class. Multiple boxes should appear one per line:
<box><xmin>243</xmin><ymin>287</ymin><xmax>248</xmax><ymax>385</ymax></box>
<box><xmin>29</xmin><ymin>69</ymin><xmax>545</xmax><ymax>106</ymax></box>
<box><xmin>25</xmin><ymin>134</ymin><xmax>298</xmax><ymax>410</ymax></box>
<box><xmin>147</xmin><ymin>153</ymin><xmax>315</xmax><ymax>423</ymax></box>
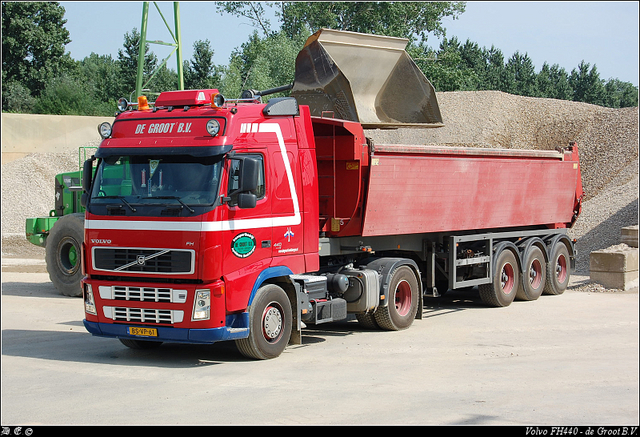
<box><xmin>262</xmin><ymin>306</ymin><xmax>282</xmax><ymax>341</ymax></box>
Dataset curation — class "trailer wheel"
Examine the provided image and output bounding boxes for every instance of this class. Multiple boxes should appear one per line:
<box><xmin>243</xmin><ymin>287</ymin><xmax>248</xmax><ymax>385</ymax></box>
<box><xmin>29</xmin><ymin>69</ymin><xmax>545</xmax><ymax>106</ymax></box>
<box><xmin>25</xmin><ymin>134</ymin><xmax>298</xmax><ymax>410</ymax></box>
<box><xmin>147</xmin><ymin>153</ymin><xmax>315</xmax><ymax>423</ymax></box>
<box><xmin>543</xmin><ymin>241</ymin><xmax>570</xmax><ymax>295</ymax></box>
<box><xmin>516</xmin><ymin>245</ymin><xmax>546</xmax><ymax>301</ymax></box>
<box><xmin>119</xmin><ymin>338</ymin><xmax>163</xmax><ymax>349</ymax></box>
<box><xmin>479</xmin><ymin>248</ymin><xmax>519</xmax><ymax>307</ymax></box>
<box><xmin>45</xmin><ymin>213</ymin><xmax>84</xmax><ymax>297</ymax></box>
<box><xmin>374</xmin><ymin>266</ymin><xmax>419</xmax><ymax>331</ymax></box>
<box><xmin>236</xmin><ymin>284</ymin><xmax>292</xmax><ymax>360</ymax></box>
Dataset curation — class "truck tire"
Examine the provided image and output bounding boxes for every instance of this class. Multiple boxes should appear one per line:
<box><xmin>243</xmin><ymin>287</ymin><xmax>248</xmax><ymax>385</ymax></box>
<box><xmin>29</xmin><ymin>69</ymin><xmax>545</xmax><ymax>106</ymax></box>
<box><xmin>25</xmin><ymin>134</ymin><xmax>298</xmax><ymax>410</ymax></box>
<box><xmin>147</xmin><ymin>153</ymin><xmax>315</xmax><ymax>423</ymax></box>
<box><xmin>516</xmin><ymin>245</ymin><xmax>546</xmax><ymax>301</ymax></box>
<box><xmin>356</xmin><ymin>313</ymin><xmax>379</xmax><ymax>329</ymax></box>
<box><xmin>45</xmin><ymin>213</ymin><xmax>84</xmax><ymax>297</ymax></box>
<box><xmin>479</xmin><ymin>248</ymin><xmax>519</xmax><ymax>307</ymax></box>
<box><xmin>543</xmin><ymin>241</ymin><xmax>570</xmax><ymax>295</ymax></box>
<box><xmin>119</xmin><ymin>338</ymin><xmax>163</xmax><ymax>349</ymax></box>
<box><xmin>236</xmin><ymin>284</ymin><xmax>292</xmax><ymax>360</ymax></box>
<box><xmin>374</xmin><ymin>266</ymin><xmax>419</xmax><ymax>330</ymax></box>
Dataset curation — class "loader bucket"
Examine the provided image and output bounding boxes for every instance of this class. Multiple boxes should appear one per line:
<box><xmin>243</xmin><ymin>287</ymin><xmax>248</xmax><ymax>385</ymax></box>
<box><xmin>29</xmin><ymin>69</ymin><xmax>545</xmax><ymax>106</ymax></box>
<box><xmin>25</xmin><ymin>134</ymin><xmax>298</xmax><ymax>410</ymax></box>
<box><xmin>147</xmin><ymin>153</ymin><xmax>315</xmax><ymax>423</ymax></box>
<box><xmin>291</xmin><ymin>29</ymin><xmax>443</xmax><ymax>129</ymax></box>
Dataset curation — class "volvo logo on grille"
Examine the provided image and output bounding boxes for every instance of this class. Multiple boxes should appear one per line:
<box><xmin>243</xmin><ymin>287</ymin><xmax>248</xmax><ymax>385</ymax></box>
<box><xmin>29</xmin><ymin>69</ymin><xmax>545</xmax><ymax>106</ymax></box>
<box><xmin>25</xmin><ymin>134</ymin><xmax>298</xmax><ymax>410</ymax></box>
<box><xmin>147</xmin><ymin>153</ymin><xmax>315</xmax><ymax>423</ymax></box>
<box><xmin>136</xmin><ymin>255</ymin><xmax>146</xmax><ymax>265</ymax></box>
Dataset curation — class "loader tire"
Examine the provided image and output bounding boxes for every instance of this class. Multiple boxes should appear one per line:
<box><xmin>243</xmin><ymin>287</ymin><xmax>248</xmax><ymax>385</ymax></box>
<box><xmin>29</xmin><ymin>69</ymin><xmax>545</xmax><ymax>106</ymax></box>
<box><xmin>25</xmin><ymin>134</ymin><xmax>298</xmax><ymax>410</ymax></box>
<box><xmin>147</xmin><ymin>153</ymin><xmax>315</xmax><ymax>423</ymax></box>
<box><xmin>45</xmin><ymin>213</ymin><xmax>84</xmax><ymax>297</ymax></box>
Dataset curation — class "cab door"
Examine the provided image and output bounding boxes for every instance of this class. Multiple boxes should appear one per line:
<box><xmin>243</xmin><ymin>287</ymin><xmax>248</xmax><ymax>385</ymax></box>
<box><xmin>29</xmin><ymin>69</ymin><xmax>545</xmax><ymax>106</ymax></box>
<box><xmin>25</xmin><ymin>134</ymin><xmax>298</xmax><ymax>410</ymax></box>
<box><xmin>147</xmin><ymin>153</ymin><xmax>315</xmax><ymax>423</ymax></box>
<box><xmin>221</xmin><ymin>150</ymin><xmax>272</xmax><ymax>312</ymax></box>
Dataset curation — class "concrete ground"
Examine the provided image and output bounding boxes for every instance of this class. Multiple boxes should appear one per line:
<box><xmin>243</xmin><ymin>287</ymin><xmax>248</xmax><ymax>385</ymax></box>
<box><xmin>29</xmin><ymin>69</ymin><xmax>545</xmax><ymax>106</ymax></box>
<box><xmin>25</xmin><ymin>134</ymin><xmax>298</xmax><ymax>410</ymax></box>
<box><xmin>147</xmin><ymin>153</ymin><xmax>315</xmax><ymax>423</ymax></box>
<box><xmin>1</xmin><ymin>267</ymin><xmax>638</xmax><ymax>426</ymax></box>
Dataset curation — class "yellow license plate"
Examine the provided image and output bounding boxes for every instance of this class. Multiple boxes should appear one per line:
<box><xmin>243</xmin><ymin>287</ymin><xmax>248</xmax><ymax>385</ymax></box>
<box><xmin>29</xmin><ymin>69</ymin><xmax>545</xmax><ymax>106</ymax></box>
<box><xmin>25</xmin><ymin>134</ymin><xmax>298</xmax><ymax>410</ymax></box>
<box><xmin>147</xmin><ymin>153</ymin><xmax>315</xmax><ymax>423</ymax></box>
<box><xmin>128</xmin><ymin>327</ymin><xmax>158</xmax><ymax>337</ymax></box>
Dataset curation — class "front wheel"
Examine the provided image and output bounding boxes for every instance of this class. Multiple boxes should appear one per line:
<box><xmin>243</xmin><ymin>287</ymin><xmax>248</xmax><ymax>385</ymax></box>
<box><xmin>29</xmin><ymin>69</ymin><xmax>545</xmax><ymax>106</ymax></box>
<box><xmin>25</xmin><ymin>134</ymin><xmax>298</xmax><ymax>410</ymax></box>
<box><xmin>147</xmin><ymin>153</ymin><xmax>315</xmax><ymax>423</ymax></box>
<box><xmin>236</xmin><ymin>284</ymin><xmax>292</xmax><ymax>360</ymax></box>
<box><xmin>374</xmin><ymin>266</ymin><xmax>419</xmax><ymax>331</ymax></box>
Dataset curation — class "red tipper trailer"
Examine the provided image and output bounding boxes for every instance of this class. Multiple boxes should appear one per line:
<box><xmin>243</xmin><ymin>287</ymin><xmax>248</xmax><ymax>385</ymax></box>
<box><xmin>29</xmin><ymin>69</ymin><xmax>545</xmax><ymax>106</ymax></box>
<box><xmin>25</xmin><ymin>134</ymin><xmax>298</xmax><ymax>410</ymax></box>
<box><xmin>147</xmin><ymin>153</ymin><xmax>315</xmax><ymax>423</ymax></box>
<box><xmin>80</xmin><ymin>29</ymin><xmax>583</xmax><ymax>359</ymax></box>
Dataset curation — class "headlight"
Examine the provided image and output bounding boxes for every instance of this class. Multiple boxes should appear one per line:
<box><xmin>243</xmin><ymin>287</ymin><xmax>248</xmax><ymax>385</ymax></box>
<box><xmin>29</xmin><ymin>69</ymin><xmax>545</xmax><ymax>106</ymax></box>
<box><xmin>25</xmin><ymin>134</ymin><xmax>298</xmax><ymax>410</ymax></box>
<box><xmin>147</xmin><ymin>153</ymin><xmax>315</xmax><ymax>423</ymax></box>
<box><xmin>98</xmin><ymin>122</ymin><xmax>112</xmax><ymax>139</ymax></box>
<box><xmin>84</xmin><ymin>284</ymin><xmax>97</xmax><ymax>315</ymax></box>
<box><xmin>206</xmin><ymin>119</ymin><xmax>220</xmax><ymax>136</ymax></box>
<box><xmin>192</xmin><ymin>289</ymin><xmax>211</xmax><ymax>320</ymax></box>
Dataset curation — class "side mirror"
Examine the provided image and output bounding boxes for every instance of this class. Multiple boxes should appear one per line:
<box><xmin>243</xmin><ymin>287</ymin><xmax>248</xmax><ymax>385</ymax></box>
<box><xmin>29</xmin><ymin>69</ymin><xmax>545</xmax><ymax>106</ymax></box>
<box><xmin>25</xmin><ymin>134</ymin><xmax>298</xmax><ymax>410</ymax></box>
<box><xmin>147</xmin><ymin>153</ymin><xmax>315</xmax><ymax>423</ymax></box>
<box><xmin>239</xmin><ymin>157</ymin><xmax>259</xmax><ymax>193</ymax></box>
<box><xmin>237</xmin><ymin>193</ymin><xmax>257</xmax><ymax>209</ymax></box>
<box><xmin>82</xmin><ymin>157</ymin><xmax>95</xmax><ymax>193</ymax></box>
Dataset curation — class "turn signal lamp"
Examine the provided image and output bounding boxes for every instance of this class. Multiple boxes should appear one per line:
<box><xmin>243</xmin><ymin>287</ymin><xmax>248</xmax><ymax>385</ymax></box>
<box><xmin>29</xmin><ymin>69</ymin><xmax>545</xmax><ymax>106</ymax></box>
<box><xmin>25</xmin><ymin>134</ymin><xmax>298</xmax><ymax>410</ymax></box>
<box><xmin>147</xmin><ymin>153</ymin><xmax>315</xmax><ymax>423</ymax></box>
<box><xmin>138</xmin><ymin>95</ymin><xmax>150</xmax><ymax>110</ymax></box>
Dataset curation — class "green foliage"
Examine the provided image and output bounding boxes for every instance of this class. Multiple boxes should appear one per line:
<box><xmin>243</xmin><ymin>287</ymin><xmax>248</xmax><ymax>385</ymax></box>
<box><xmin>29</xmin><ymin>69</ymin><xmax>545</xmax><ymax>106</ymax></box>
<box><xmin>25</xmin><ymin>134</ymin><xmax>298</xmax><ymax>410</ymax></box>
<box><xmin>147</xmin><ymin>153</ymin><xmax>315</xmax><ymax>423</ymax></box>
<box><xmin>3</xmin><ymin>1</ymin><xmax>637</xmax><ymax>115</ymax></box>
<box><xmin>184</xmin><ymin>40</ymin><xmax>222</xmax><ymax>89</ymax></box>
<box><xmin>275</xmin><ymin>1</ymin><xmax>466</xmax><ymax>44</ymax></box>
<box><xmin>2</xmin><ymin>1</ymin><xmax>73</xmax><ymax>107</ymax></box>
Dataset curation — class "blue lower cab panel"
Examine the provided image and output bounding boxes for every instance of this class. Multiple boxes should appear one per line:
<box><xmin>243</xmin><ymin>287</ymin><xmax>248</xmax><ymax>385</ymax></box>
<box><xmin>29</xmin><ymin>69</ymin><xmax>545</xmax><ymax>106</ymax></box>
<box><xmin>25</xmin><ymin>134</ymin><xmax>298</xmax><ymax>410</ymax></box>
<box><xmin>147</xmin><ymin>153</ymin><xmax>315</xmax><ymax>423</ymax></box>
<box><xmin>83</xmin><ymin>313</ymin><xmax>249</xmax><ymax>344</ymax></box>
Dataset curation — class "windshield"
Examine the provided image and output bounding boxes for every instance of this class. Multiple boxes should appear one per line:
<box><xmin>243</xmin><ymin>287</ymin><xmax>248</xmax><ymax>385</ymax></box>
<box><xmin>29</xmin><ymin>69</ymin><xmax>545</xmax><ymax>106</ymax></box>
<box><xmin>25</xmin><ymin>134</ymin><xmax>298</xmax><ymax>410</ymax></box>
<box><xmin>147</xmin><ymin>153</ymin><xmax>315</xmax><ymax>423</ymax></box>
<box><xmin>90</xmin><ymin>154</ymin><xmax>224</xmax><ymax>209</ymax></box>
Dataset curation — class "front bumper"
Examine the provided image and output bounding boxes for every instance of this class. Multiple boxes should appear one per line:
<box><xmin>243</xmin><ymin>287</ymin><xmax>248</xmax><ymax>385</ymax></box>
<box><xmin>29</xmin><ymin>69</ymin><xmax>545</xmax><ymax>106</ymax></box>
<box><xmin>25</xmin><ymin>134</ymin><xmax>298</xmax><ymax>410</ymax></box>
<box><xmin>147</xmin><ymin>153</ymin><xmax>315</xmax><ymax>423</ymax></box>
<box><xmin>83</xmin><ymin>312</ymin><xmax>249</xmax><ymax>344</ymax></box>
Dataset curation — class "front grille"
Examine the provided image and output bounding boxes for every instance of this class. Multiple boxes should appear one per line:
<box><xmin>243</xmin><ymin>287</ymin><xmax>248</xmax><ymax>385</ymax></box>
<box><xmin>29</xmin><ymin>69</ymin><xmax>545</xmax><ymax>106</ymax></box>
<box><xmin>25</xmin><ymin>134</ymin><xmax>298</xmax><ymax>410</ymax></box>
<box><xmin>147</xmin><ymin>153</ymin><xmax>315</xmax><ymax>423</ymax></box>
<box><xmin>112</xmin><ymin>307</ymin><xmax>176</xmax><ymax>324</ymax></box>
<box><xmin>93</xmin><ymin>247</ymin><xmax>194</xmax><ymax>274</ymax></box>
<box><xmin>113</xmin><ymin>286</ymin><xmax>172</xmax><ymax>302</ymax></box>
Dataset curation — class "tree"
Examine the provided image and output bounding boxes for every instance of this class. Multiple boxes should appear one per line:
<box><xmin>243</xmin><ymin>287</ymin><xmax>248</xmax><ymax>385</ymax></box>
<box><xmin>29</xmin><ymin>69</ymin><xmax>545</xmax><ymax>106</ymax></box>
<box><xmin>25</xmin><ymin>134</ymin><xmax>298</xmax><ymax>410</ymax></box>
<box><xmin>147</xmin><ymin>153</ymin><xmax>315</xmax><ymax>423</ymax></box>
<box><xmin>275</xmin><ymin>1</ymin><xmax>465</xmax><ymax>44</ymax></box>
<box><xmin>603</xmin><ymin>78</ymin><xmax>639</xmax><ymax>108</ymax></box>
<box><xmin>505</xmin><ymin>51</ymin><xmax>537</xmax><ymax>96</ymax></box>
<box><xmin>2</xmin><ymin>1</ymin><xmax>73</xmax><ymax>104</ymax></box>
<box><xmin>184</xmin><ymin>39</ymin><xmax>222</xmax><ymax>89</ymax></box>
<box><xmin>117</xmin><ymin>28</ymin><xmax>158</xmax><ymax>98</ymax></box>
<box><xmin>570</xmin><ymin>61</ymin><xmax>605</xmax><ymax>105</ymax></box>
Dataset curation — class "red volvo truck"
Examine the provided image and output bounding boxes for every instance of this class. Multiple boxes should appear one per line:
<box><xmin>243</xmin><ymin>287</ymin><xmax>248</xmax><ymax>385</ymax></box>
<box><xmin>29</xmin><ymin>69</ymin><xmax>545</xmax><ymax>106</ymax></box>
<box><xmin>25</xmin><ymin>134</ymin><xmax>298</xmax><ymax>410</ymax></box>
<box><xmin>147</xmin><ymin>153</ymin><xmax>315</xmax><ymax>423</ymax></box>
<box><xmin>81</xmin><ymin>30</ymin><xmax>583</xmax><ymax>359</ymax></box>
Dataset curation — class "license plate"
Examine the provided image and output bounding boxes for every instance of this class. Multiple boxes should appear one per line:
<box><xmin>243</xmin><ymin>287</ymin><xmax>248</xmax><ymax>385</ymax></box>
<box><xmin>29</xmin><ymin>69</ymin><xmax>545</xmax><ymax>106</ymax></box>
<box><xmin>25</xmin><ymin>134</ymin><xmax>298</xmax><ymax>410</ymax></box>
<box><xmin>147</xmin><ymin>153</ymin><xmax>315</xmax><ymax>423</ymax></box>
<box><xmin>128</xmin><ymin>327</ymin><xmax>158</xmax><ymax>337</ymax></box>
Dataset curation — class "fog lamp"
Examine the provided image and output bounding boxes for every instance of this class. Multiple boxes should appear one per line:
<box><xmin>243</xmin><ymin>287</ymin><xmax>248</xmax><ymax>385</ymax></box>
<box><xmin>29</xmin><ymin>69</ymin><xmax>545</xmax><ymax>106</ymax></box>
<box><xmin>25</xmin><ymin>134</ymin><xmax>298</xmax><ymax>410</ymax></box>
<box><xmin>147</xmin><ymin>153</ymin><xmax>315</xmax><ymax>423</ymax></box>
<box><xmin>206</xmin><ymin>119</ymin><xmax>220</xmax><ymax>137</ymax></box>
<box><xmin>98</xmin><ymin>122</ymin><xmax>112</xmax><ymax>139</ymax></box>
<box><xmin>192</xmin><ymin>289</ymin><xmax>211</xmax><ymax>320</ymax></box>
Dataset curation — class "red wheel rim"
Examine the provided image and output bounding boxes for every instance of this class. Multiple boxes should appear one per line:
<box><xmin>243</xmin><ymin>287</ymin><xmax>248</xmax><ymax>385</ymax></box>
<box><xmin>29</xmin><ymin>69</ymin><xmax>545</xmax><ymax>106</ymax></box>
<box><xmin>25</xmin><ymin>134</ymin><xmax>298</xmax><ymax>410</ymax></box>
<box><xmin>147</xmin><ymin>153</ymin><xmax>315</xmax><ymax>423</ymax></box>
<box><xmin>556</xmin><ymin>254</ymin><xmax>568</xmax><ymax>283</ymax></box>
<box><xmin>530</xmin><ymin>259</ymin><xmax>543</xmax><ymax>288</ymax></box>
<box><xmin>501</xmin><ymin>262</ymin><xmax>515</xmax><ymax>294</ymax></box>
<box><xmin>394</xmin><ymin>280</ymin><xmax>412</xmax><ymax>316</ymax></box>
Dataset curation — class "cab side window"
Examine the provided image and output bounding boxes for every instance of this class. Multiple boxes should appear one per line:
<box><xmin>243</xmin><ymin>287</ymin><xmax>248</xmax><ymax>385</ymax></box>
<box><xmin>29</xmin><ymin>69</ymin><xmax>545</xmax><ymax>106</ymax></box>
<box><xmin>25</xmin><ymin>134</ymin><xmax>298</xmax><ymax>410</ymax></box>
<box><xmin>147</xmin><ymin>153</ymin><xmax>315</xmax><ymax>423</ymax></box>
<box><xmin>228</xmin><ymin>154</ymin><xmax>265</xmax><ymax>206</ymax></box>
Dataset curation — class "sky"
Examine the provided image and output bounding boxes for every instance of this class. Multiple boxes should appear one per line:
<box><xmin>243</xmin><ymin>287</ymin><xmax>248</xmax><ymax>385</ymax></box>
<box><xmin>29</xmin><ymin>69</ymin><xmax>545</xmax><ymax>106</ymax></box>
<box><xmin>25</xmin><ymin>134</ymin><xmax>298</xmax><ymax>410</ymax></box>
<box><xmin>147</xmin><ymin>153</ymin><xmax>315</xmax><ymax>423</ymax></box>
<box><xmin>59</xmin><ymin>1</ymin><xmax>639</xmax><ymax>86</ymax></box>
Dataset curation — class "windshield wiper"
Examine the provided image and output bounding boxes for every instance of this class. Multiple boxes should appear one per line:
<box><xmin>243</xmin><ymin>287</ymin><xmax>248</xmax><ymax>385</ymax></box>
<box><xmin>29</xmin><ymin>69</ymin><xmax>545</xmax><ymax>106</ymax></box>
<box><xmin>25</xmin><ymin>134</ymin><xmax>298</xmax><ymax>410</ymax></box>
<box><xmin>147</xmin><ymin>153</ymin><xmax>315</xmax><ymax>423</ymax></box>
<box><xmin>96</xmin><ymin>195</ymin><xmax>137</xmax><ymax>212</ymax></box>
<box><xmin>148</xmin><ymin>196</ymin><xmax>195</xmax><ymax>214</ymax></box>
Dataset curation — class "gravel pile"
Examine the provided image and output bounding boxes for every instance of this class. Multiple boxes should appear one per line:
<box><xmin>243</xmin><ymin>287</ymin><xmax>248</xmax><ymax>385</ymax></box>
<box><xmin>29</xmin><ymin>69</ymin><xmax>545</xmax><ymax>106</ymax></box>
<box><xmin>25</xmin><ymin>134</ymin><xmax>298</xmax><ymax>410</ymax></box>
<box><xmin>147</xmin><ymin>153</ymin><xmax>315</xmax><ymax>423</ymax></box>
<box><xmin>2</xmin><ymin>91</ymin><xmax>638</xmax><ymax>282</ymax></box>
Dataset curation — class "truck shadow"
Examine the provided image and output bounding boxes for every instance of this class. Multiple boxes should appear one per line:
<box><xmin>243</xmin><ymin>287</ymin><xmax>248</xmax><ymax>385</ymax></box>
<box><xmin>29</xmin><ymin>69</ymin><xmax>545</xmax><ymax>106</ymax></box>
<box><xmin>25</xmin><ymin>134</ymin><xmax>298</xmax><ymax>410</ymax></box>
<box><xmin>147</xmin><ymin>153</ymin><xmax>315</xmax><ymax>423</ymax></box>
<box><xmin>1</xmin><ymin>281</ymin><xmax>76</xmax><ymax>299</ymax></box>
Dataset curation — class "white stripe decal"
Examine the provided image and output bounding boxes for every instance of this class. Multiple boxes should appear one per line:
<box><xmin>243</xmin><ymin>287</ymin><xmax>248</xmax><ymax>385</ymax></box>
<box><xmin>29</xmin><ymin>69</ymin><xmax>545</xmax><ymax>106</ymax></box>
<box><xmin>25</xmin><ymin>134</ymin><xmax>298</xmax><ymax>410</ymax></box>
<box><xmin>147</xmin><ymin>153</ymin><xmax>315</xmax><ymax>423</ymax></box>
<box><xmin>86</xmin><ymin>122</ymin><xmax>301</xmax><ymax>233</ymax></box>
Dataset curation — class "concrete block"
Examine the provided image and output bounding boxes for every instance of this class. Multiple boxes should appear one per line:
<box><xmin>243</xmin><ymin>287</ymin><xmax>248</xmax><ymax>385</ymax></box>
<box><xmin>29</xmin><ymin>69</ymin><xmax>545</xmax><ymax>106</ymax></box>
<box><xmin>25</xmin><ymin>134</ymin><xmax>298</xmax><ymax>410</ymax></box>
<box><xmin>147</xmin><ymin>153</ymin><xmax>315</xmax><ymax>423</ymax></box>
<box><xmin>621</xmin><ymin>225</ymin><xmax>638</xmax><ymax>248</ymax></box>
<box><xmin>590</xmin><ymin>245</ymin><xmax>639</xmax><ymax>290</ymax></box>
<box><xmin>590</xmin><ymin>247</ymin><xmax>638</xmax><ymax>273</ymax></box>
<box><xmin>589</xmin><ymin>270</ymin><xmax>638</xmax><ymax>291</ymax></box>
